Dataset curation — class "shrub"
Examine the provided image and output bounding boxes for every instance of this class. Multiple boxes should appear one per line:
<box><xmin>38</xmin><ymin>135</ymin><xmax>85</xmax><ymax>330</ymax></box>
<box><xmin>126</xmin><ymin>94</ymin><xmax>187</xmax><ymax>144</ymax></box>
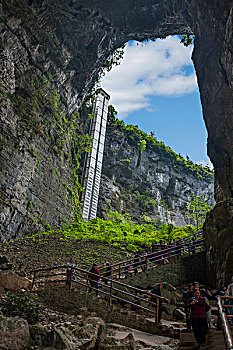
<box><xmin>3</xmin><ymin>291</ymin><xmax>41</xmax><ymax>324</ymax></box>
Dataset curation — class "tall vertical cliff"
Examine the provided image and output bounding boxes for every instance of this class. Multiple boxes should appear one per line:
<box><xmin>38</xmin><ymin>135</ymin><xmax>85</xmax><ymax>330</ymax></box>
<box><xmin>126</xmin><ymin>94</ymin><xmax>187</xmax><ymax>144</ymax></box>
<box><xmin>98</xmin><ymin>122</ymin><xmax>214</xmax><ymax>226</ymax></box>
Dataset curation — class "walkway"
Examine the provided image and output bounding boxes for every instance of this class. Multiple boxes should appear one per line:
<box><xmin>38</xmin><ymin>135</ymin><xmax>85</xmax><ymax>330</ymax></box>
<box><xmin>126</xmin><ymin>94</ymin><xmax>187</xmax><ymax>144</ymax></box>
<box><xmin>31</xmin><ymin>230</ymin><xmax>233</xmax><ymax>349</ymax></box>
<box><xmin>98</xmin><ymin>231</ymin><xmax>204</xmax><ymax>280</ymax></box>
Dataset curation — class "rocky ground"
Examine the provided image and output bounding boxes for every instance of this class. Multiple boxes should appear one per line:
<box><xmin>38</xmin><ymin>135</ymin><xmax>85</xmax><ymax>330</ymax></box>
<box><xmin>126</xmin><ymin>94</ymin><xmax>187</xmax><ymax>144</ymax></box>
<box><xmin>0</xmin><ymin>232</ymin><xmax>130</xmax><ymax>276</ymax></box>
<box><xmin>0</xmin><ymin>236</ymin><xmax>217</xmax><ymax>350</ymax></box>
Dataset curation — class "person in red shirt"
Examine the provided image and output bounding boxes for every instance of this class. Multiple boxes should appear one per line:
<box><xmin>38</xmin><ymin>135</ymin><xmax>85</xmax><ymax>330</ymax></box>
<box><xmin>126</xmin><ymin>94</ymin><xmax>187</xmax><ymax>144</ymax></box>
<box><xmin>88</xmin><ymin>264</ymin><xmax>100</xmax><ymax>297</ymax></box>
<box><xmin>187</xmin><ymin>288</ymin><xmax>207</xmax><ymax>347</ymax></box>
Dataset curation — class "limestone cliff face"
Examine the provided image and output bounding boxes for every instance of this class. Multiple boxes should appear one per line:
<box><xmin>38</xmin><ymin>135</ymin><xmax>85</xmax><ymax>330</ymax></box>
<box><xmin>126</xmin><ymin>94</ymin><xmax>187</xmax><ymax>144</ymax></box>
<box><xmin>0</xmin><ymin>0</ymin><xmax>232</xmax><ymax>285</ymax></box>
<box><xmin>98</xmin><ymin>126</ymin><xmax>214</xmax><ymax>226</ymax></box>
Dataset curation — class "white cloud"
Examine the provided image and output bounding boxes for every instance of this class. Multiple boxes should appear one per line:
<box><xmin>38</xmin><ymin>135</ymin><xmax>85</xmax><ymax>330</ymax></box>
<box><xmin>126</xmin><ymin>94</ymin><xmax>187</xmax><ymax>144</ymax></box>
<box><xmin>100</xmin><ymin>36</ymin><xmax>197</xmax><ymax>118</ymax></box>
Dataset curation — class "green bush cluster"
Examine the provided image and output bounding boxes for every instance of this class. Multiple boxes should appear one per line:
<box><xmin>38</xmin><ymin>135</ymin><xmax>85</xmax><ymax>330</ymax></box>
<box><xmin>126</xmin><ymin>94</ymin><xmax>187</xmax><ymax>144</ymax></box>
<box><xmin>3</xmin><ymin>291</ymin><xmax>41</xmax><ymax>324</ymax></box>
<box><xmin>28</xmin><ymin>210</ymin><xmax>196</xmax><ymax>252</ymax></box>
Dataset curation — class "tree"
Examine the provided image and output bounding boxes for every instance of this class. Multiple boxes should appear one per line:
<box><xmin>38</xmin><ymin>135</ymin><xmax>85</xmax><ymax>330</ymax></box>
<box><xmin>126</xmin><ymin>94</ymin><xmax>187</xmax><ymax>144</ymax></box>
<box><xmin>180</xmin><ymin>35</ymin><xmax>194</xmax><ymax>47</ymax></box>
<box><xmin>137</xmin><ymin>139</ymin><xmax>147</xmax><ymax>167</ymax></box>
<box><xmin>107</xmin><ymin>105</ymin><xmax>118</xmax><ymax>125</ymax></box>
<box><xmin>138</xmin><ymin>139</ymin><xmax>146</xmax><ymax>153</ymax></box>
<box><xmin>186</xmin><ymin>195</ymin><xmax>214</xmax><ymax>231</ymax></box>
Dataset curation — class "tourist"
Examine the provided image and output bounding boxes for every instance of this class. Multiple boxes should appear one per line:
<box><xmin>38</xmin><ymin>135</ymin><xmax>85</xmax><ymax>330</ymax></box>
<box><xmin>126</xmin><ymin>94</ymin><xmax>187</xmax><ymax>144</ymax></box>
<box><xmin>151</xmin><ymin>242</ymin><xmax>156</xmax><ymax>253</ymax></box>
<box><xmin>176</xmin><ymin>238</ymin><xmax>182</xmax><ymax>257</ymax></box>
<box><xmin>159</xmin><ymin>240</ymin><xmax>164</xmax><ymax>250</ymax></box>
<box><xmin>124</xmin><ymin>256</ymin><xmax>131</xmax><ymax>278</ymax></box>
<box><xmin>194</xmin><ymin>281</ymin><xmax>200</xmax><ymax>289</ymax></box>
<box><xmin>141</xmin><ymin>250</ymin><xmax>147</xmax><ymax>272</ymax></box>
<box><xmin>150</xmin><ymin>283</ymin><xmax>164</xmax><ymax>325</ymax></box>
<box><xmin>189</xmin><ymin>237</ymin><xmax>196</xmax><ymax>255</ymax></box>
<box><xmin>182</xmin><ymin>283</ymin><xmax>194</xmax><ymax>329</ymax></box>
<box><xmin>88</xmin><ymin>263</ymin><xmax>100</xmax><ymax>297</ymax></box>
<box><xmin>226</xmin><ymin>276</ymin><xmax>233</xmax><ymax>325</ymax></box>
<box><xmin>199</xmin><ymin>284</ymin><xmax>216</xmax><ymax>329</ymax></box>
<box><xmin>187</xmin><ymin>288</ymin><xmax>207</xmax><ymax>347</ymax></box>
<box><xmin>220</xmin><ymin>285</ymin><xmax>227</xmax><ymax>296</ymax></box>
<box><xmin>103</xmin><ymin>262</ymin><xmax>112</xmax><ymax>284</ymax></box>
<box><xmin>66</xmin><ymin>257</ymin><xmax>74</xmax><ymax>287</ymax></box>
<box><xmin>133</xmin><ymin>251</ymin><xmax>140</xmax><ymax>274</ymax></box>
<box><xmin>150</xmin><ymin>243</ymin><xmax>159</xmax><ymax>263</ymax></box>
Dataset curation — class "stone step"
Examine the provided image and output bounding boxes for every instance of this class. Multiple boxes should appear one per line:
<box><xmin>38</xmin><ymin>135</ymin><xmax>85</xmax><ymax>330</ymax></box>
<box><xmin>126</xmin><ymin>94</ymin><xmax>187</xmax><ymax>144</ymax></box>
<box><xmin>204</xmin><ymin>347</ymin><xmax>226</xmax><ymax>350</ymax></box>
<box><xmin>178</xmin><ymin>345</ymin><xmax>225</xmax><ymax>350</ymax></box>
<box><xmin>179</xmin><ymin>341</ymin><xmax>197</xmax><ymax>347</ymax></box>
<box><xmin>207</xmin><ymin>337</ymin><xmax>225</xmax><ymax>342</ymax></box>
<box><xmin>179</xmin><ymin>328</ymin><xmax>226</xmax><ymax>349</ymax></box>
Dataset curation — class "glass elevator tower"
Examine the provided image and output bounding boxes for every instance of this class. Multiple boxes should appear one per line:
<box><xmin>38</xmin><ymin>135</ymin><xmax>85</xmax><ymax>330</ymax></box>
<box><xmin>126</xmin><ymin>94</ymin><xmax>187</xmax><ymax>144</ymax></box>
<box><xmin>81</xmin><ymin>89</ymin><xmax>110</xmax><ymax>221</ymax></box>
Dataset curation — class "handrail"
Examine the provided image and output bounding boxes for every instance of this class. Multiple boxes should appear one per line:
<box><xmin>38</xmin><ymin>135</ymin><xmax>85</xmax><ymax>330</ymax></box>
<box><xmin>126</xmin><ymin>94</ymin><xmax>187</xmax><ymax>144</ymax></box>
<box><xmin>29</xmin><ymin>231</ymin><xmax>203</xmax><ymax>279</ymax></box>
<box><xmin>31</xmin><ymin>264</ymin><xmax>169</xmax><ymax>326</ymax></box>
<box><xmin>100</xmin><ymin>232</ymin><xmax>203</xmax><ymax>270</ymax></box>
<box><xmin>217</xmin><ymin>296</ymin><xmax>233</xmax><ymax>349</ymax></box>
<box><xmin>98</xmin><ymin>232</ymin><xmax>204</xmax><ymax>280</ymax></box>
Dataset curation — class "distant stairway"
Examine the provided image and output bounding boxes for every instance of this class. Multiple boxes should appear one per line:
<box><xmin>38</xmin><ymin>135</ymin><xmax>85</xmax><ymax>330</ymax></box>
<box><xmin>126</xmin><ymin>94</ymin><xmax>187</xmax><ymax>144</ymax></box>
<box><xmin>178</xmin><ymin>329</ymin><xmax>226</xmax><ymax>349</ymax></box>
<box><xmin>98</xmin><ymin>231</ymin><xmax>204</xmax><ymax>280</ymax></box>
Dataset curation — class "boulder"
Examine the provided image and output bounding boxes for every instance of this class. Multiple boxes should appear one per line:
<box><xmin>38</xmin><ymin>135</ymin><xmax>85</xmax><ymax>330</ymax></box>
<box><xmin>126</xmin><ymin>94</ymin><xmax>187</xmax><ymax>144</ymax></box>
<box><xmin>174</xmin><ymin>308</ymin><xmax>186</xmax><ymax>321</ymax></box>
<box><xmin>30</xmin><ymin>323</ymin><xmax>51</xmax><ymax>347</ymax></box>
<box><xmin>0</xmin><ymin>271</ymin><xmax>32</xmax><ymax>291</ymax></box>
<box><xmin>0</xmin><ymin>286</ymin><xmax>6</xmax><ymax>294</ymax></box>
<box><xmin>73</xmin><ymin>316</ymin><xmax>107</xmax><ymax>349</ymax></box>
<box><xmin>0</xmin><ymin>263</ymin><xmax>13</xmax><ymax>271</ymax></box>
<box><xmin>0</xmin><ymin>255</ymin><xmax>8</xmax><ymax>264</ymax></box>
<box><xmin>98</xmin><ymin>337</ymin><xmax>127</xmax><ymax>350</ymax></box>
<box><xmin>41</xmin><ymin>326</ymin><xmax>77</xmax><ymax>350</ymax></box>
<box><xmin>163</xmin><ymin>303</ymin><xmax>176</xmax><ymax>316</ymax></box>
<box><xmin>39</xmin><ymin>321</ymin><xmax>107</xmax><ymax>350</ymax></box>
<box><xmin>0</xmin><ymin>314</ymin><xmax>31</xmax><ymax>349</ymax></box>
<box><xmin>121</xmin><ymin>333</ymin><xmax>135</xmax><ymax>350</ymax></box>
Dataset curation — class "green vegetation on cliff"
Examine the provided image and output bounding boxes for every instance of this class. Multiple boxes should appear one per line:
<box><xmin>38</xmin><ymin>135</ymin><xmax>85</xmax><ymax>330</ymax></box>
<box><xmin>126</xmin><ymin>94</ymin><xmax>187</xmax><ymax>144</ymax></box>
<box><xmin>107</xmin><ymin>105</ymin><xmax>214</xmax><ymax>180</ymax></box>
<box><xmin>5</xmin><ymin>74</ymin><xmax>93</xmax><ymax>225</ymax></box>
<box><xmin>22</xmin><ymin>210</ymin><xmax>196</xmax><ymax>252</ymax></box>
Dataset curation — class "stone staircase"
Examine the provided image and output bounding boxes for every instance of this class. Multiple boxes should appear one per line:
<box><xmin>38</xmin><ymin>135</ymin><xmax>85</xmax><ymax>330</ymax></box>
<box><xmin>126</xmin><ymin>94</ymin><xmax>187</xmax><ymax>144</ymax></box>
<box><xmin>178</xmin><ymin>329</ymin><xmax>226</xmax><ymax>349</ymax></box>
<box><xmin>38</xmin><ymin>285</ymin><xmax>182</xmax><ymax>339</ymax></box>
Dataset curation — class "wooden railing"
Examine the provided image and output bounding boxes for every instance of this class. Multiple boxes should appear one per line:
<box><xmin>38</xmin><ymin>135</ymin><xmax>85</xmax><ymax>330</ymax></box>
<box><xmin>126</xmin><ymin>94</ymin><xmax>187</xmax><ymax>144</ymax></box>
<box><xmin>31</xmin><ymin>265</ymin><xmax>169</xmax><ymax>326</ymax></box>
<box><xmin>217</xmin><ymin>296</ymin><xmax>233</xmax><ymax>349</ymax></box>
<box><xmin>98</xmin><ymin>231</ymin><xmax>204</xmax><ymax>280</ymax></box>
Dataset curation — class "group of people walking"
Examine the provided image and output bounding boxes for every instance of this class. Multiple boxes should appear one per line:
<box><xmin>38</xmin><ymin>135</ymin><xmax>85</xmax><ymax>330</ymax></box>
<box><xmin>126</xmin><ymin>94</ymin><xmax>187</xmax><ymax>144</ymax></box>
<box><xmin>65</xmin><ymin>255</ymin><xmax>233</xmax><ymax>350</ymax></box>
<box><xmin>219</xmin><ymin>276</ymin><xmax>233</xmax><ymax>325</ymax></box>
<box><xmin>182</xmin><ymin>277</ymin><xmax>233</xmax><ymax>348</ymax></box>
<box><xmin>183</xmin><ymin>281</ymin><xmax>216</xmax><ymax>347</ymax></box>
<box><xmin>151</xmin><ymin>236</ymin><xmax>198</xmax><ymax>257</ymax></box>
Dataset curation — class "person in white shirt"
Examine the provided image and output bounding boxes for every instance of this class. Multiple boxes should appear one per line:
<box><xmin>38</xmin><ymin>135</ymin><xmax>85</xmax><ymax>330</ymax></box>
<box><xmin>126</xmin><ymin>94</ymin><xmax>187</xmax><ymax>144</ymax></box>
<box><xmin>226</xmin><ymin>276</ymin><xmax>233</xmax><ymax>325</ymax></box>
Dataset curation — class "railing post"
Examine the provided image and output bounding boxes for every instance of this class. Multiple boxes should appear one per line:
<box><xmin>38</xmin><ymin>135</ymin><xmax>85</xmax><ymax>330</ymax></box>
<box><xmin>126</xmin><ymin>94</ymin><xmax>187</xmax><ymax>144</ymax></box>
<box><xmin>109</xmin><ymin>281</ymin><xmax>113</xmax><ymax>307</ymax></box>
<box><xmin>145</xmin><ymin>256</ymin><xmax>148</xmax><ymax>271</ymax></box>
<box><xmin>118</xmin><ymin>263</ymin><xmax>121</xmax><ymax>279</ymax></box>
<box><xmin>155</xmin><ymin>297</ymin><xmax>159</xmax><ymax>326</ymax></box>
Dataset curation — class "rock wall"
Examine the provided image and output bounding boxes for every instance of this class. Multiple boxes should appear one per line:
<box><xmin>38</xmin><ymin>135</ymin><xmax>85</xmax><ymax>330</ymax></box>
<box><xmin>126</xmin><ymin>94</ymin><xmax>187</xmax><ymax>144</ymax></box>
<box><xmin>204</xmin><ymin>200</ymin><xmax>233</xmax><ymax>287</ymax></box>
<box><xmin>0</xmin><ymin>1</ymin><xmax>92</xmax><ymax>241</ymax></box>
<box><xmin>0</xmin><ymin>0</ymin><xmax>233</xmax><ymax>285</ymax></box>
<box><xmin>127</xmin><ymin>252</ymin><xmax>207</xmax><ymax>290</ymax></box>
<box><xmin>98</xmin><ymin>126</ymin><xmax>214</xmax><ymax>226</ymax></box>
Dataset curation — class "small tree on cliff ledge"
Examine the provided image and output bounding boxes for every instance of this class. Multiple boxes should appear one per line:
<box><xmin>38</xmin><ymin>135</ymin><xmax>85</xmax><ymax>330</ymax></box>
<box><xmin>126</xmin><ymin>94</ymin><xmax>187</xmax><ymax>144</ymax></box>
<box><xmin>186</xmin><ymin>195</ymin><xmax>213</xmax><ymax>231</ymax></box>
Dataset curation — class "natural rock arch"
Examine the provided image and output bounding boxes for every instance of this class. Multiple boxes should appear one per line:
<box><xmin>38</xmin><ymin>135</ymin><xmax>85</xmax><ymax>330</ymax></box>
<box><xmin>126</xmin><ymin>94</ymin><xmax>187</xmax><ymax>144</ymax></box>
<box><xmin>0</xmin><ymin>0</ymin><xmax>232</xmax><ymax>285</ymax></box>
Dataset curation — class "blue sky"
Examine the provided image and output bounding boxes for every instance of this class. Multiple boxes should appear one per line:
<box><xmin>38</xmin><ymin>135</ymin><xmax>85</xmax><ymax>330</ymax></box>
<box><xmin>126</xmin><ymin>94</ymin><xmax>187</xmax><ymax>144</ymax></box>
<box><xmin>100</xmin><ymin>36</ymin><xmax>211</xmax><ymax>167</ymax></box>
